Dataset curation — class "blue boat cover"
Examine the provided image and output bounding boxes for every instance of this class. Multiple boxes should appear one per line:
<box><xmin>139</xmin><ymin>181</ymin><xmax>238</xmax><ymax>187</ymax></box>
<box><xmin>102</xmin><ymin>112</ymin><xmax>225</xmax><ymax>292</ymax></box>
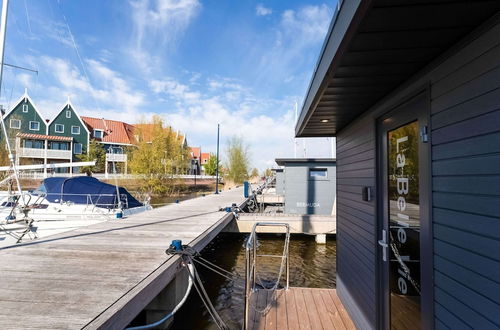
<box><xmin>38</xmin><ymin>176</ymin><xmax>143</xmax><ymax>209</ymax></box>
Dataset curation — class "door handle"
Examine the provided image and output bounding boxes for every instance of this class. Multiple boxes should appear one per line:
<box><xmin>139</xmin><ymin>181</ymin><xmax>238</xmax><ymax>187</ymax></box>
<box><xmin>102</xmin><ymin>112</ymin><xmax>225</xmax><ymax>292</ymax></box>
<box><xmin>378</xmin><ymin>230</ymin><xmax>388</xmax><ymax>262</ymax></box>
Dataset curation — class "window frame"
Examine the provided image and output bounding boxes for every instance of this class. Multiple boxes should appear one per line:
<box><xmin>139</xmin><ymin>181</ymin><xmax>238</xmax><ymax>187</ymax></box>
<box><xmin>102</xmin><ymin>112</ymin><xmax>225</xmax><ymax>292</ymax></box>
<box><xmin>22</xmin><ymin>104</ymin><xmax>28</xmax><ymax>113</ymax></box>
<box><xmin>66</xmin><ymin>110</ymin><xmax>71</xmax><ymax>118</ymax></box>
<box><xmin>71</xmin><ymin>125</ymin><xmax>80</xmax><ymax>135</ymax></box>
<box><xmin>9</xmin><ymin>119</ymin><xmax>21</xmax><ymax>129</ymax></box>
<box><xmin>93</xmin><ymin>129</ymin><xmax>104</xmax><ymax>139</ymax></box>
<box><xmin>73</xmin><ymin>143</ymin><xmax>83</xmax><ymax>155</ymax></box>
<box><xmin>54</xmin><ymin>124</ymin><xmax>64</xmax><ymax>133</ymax></box>
<box><xmin>29</xmin><ymin>121</ymin><xmax>40</xmax><ymax>131</ymax></box>
<box><xmin>309</xmin><ymin>168</ymin><xmax>328</xmax><ymax>180</ymax></box>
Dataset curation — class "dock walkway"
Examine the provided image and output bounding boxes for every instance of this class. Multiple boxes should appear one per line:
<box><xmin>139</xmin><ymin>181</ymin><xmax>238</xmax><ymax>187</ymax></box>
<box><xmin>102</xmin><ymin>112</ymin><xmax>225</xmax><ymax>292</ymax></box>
<box><xmin>0</xmin><ymin>188</ymin><xmax>245</xmax><ymax>329</ymax></box>
<box><xmin>248</xmin><ymin>287</ymin><xmax>355</xmax><ymax>330</ymax></box>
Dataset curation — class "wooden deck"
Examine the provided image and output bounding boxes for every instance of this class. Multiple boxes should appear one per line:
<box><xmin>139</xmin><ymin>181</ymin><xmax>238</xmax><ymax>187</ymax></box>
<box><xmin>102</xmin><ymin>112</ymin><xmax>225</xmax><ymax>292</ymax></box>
<box><xmin>0</xmin><ymin>188</ymin><xmax>246</xmax><ymax>329</ymax></box>
<box><xmin>248</xmin><ymin>287</ymin><xmax>355</xmax><ymax>330</ymax></box>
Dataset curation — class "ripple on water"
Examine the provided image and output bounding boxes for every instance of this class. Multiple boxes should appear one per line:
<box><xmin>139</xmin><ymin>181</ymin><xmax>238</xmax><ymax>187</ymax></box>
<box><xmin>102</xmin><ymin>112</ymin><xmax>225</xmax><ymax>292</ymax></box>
<box><xmin>170</xmin><ymin>233</ymin><xmax>337</xmax><ymax>330</ymax></box>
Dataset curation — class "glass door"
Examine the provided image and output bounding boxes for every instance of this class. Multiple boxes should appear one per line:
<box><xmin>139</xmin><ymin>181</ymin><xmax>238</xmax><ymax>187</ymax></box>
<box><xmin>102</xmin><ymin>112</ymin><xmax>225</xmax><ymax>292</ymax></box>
<box><xmin>378</xmin><ymin>91</ymin><xmax>432</xmax><ymax>330</ymax></box>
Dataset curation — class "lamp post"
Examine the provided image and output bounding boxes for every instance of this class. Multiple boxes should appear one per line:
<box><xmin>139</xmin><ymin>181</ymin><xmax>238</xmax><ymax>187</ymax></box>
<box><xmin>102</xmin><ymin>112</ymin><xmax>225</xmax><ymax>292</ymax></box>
<box><xmin>215</xmin><ymin>123</ymin><xmax>220</xmax><ymax>194</ymax></box>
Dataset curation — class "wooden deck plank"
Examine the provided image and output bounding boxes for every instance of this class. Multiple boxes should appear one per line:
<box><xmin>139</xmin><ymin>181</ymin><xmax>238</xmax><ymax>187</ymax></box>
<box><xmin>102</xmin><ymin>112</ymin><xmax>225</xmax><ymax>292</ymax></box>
<box><xmin>319</xmin><ymin>289</ymin><xmax>347</xmax><ymax>330</ymax></box>
<box><xmin>294</xmin><ymin>287</ymin><xmax>312</xmax><ymax>330</ymax></box>
<box><xmin>276</xmin><ymin>290</ymin><xmax>288</xmax><ymax>330</ymax></box>
<box><xmin>265</xmin><ymin>290</ymin><xmax>277</xmax><ymax>330</ymax></box>
<box><xmin>0</xmin><ymin>188</ymin><xmax>248</xmax><ymax>329</ymax></box>
<box><xmin>329</xmin><ymin>290</ymin><xmax>356</xmax><ymax>329</ymax></box>
<box><xmin>251</xmin><ymin>288</ymin><xmax>354</xmax><ymax>330</ymax></box>
<box><xmin>285</xmin><ymin>288</ymin><xmax>300</xmax><ymax>330</ymax></box>
<box><xmin>256</xmin><ymin>289</ymin><xmax>268</xmax><ymax>330</ymax></box>
<box><xmin>301</xmin><ymin>288</ymin><xmax>324</xmax><ymax>330</ymax></box>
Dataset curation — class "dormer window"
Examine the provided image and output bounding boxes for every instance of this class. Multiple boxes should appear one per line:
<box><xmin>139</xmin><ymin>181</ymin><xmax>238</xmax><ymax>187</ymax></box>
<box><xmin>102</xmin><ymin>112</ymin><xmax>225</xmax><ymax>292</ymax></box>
<box><xmin>66</xmin><ymin>110</ymin><xmax>71</xmax><ymax>118</ymax></box>
<box><xmin>93</xmin><ymin>129</ymin><xmax>103</xmax><ymax>139</ymax></box>
<box><xmin>22</xmin><ymin>104</ymin><xmax>28</xmax><ymax>113</ymax></box>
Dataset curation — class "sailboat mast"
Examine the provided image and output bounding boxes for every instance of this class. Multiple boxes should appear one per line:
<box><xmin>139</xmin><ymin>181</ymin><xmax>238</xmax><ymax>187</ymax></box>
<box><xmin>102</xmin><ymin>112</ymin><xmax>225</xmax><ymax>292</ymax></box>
<box><xmin>0</xmin><ymin>0</ymin><xmax>22</xmax><ymax>199</ymax></box>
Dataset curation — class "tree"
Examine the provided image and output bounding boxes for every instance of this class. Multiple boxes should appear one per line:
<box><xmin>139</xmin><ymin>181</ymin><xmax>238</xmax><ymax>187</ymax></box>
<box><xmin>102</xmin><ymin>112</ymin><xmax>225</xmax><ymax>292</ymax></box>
<box><xmin>78</xmin><ymin>140</ymin><xmax>106</xmax><ymax>175</ymax></box>
<box><xmin>250</xmin><ymin>168</ymin><xmax>259</xmax><ymax>178</ymax></box>
<box><xmin>262</xmin><ymin>168</ymin><xmax>273</xmax><ymax>178</ymax></box>
<box><xmin>225</xmin><ymin>136</ymin><xmax>250</xmax><ymax>184</ymax></box>
<box><xmin>204</xmin><ymin>154</ymin><xmax>220</xmax><ymax>176</ymax></box>
<box><xmin>129</xmin><ymin>115</ymin><xmax>190</xmax><ymax>194</ymax></box>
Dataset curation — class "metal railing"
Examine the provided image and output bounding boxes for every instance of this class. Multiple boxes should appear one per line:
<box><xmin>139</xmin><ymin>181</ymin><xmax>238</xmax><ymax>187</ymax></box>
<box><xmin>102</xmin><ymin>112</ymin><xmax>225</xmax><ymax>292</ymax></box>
<box><xmin>244</xmin><ymin>222</ymin><xmax>290</xmax><ymax>330</ymax></box>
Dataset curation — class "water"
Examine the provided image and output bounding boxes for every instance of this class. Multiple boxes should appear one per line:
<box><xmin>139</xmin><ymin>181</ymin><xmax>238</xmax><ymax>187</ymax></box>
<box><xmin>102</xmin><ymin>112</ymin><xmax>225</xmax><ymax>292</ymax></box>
<box><xmin>170</xmin><ymin>233</ymin><xmax>337</xmax><ymax>329</ymax></box>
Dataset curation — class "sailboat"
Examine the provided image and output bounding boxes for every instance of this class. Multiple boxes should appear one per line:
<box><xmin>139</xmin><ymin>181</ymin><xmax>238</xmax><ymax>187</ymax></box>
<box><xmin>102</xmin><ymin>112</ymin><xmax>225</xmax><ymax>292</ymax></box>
<box><xmin>0</xmin><ymin>0</ymin><xmax>151</xmax><ymax>246</ymax></box>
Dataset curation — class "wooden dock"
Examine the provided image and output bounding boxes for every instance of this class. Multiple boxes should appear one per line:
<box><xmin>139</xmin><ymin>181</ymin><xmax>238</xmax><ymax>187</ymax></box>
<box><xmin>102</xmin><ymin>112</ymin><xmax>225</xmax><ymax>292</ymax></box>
<box><xmin>0</xmin><ymin>188</ymin><xmax>246</xmax><ymax>329</ymax></box>
<box><xmin>248</xmin><ymin>287</ymin><xmax>355</xmax><ymax>330</ymax></box>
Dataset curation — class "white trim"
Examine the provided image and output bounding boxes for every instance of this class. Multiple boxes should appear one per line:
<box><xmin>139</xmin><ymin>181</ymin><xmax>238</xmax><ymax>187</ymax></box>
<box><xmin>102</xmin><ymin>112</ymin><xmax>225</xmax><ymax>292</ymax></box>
<box><xmin>0</xmin><ymin>161</ymin><xmax>96</xmax><ymax>171</ymax></box>
<box><xmin>6</xmin><ymin>93</ymin><xmax>46</xmax><ymax>128</ymax></box>
<box><xmin>98</xmin><ymin>141</ymin><xmax>134</xmax><ymax>147</ymax></box>
<box><xmin>73</xmin><ymin>143</ymin><xmax>83</xmax><ymax>154</ymax></box>
<box><xmin>66</xmin><ymin>110</ymin><xmax>71</xmax><ymax>118</ymax></box>
<box><xmin>54</xmin><ymin>123</ymin><xmax>64</xmax><ymax>133</ymax></box>
<box><xmin>22</xmin><ymin>104</ymin><xmax>28</xmax><ymax>113</ymax></box>
<box><xmin>46</xmin><ymin>101</ymin><xmax>91</xmax><ymax>135</ymax></box>
<box><xmin>71</xmin><ymin>125</ymin><xmax>80</xmax><ymax>135</ymax></box>
<box><xmin>29</xmin><ymin>121</ymin><xmax>40</xmax><ymax>131</ymax></box>
<box><xmin>9</xmin><ymin>118</ymin><xmax>21</xmax><ymax>129</ymax></box>
<box><xmin>93</xmin><ymin>129</ymin><xmax>104</xmax><ymax>139</ymax></box>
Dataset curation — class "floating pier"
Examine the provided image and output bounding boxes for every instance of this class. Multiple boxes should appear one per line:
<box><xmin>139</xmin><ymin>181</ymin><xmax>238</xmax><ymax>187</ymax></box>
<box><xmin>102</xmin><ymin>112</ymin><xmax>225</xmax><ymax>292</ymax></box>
<box><xmin>0</xmin><ymin>188</ymin><xmax>248</xmax><ymax>329</ymax></box>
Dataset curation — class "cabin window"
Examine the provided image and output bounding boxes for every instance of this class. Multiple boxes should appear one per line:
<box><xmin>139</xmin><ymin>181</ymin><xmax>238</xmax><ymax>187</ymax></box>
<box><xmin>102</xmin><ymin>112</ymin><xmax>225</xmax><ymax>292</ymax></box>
<box><xmin>93</xmin><ymin>129</ymin><xmax>103</xmax><ymax>139</ymax></box>
<box><xmin>51</xmin><ymin>142</ymin><xmax>69</xmax><ymax>150</ymax></box>
<box><xmin>10</xmin><ymin>119</ymin><xmax>21</xmax><ymax>129</ymax></box>
<box><xmin>29</xmin><ymin>121</ymin><xmax>40</xmax><ymax>131</ymax></box>
<box><xmin>73</xmin><ymin>143</ymin><xmax>82</xmax><ymax>154</ymax></box>
<box><xmin>55</xmin><ymin>124</ymin><xmax>64</xmax><ymax>133</ymax></box>
<box><xmin>24</xmin><ymin>139</ymin><xmax>43</xmax><ymax>149</ymax></box>
<box><xmin>71</xmin><ymin>126</ymin><xmax>80</xmax><ymax>135</ymax></box>
<box><xmin>22</xmin><ymin>104</ymin><xmax>28</xmax><ymax>113</ymax></box>
<box><xmin>66</xmin><ymin>110</ymin><xmax>71</xmax><ymax>118</ymax></box>
<box><xmin>309</xmin><ymin>168</ymin><xmax>328</xmax><ymax>179</ymax></box>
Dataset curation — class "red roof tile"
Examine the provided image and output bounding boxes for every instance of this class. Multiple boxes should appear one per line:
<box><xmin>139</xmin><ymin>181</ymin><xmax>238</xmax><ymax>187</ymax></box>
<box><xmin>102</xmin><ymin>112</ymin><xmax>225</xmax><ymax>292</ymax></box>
<box><xmin>81</xmin><ymin>116</ymin><xmax>136</xmax><ymax>145</ymax></box>
<box><xmin>201</xmin><ymin>152</ymin><xmax>210</xmax><ymax>164</ymax></box>
<box><xmin>190</xmin><ymin>147</ymin><xmax>201</xmax><ymax>159</ymax></box>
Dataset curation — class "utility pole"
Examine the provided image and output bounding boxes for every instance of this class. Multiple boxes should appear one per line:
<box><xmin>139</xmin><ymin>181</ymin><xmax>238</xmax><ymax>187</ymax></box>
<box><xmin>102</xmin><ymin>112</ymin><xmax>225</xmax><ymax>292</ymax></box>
<box><xmin>215</xmin><ymin>124</ymin><xmax>220</xmax><ymax>194</ymax></box>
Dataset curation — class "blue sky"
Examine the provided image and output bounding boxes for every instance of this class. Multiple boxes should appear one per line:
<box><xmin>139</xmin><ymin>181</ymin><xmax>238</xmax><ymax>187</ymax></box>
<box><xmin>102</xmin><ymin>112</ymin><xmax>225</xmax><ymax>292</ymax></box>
<box><xmin>2</xmin><ymin>0</ymin><xmax>336</xmax><ymax>169</ymax></box>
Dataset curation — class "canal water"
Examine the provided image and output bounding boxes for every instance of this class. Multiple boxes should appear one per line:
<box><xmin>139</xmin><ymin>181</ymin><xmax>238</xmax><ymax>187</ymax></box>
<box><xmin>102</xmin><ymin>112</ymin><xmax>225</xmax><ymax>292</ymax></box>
<box><xmin>170</xmin><ymin>233</ymin><xmax>337</xmax><ymax>329</ymax></box>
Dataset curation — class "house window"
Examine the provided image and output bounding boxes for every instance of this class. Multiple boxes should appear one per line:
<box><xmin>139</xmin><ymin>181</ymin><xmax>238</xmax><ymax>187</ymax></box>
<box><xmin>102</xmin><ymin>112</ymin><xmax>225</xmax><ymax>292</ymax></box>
<box><xmin>73</xmin><ymin>143</ymin><xmax>82</xmax><ymax>154</ymax></box>
<box><xmin>22</xmin><ymin>104</ymin><xmax>28</xmax><ymax>113</ymax></box>
<box><xmin>29</xmin><ymin>121</ymin><xmax>40</xmax><ymax>131</ymax></box>
<box><xmin>66</xmin><ymin>110</ymin><xmax>71</xmax><ymax>118</ymax></box>
<box><xmin>10</xmin><ymin>119</ymin><xmax>21</xmax><ymax>129</ymax></box>
<box><xmin>71</xmin><ymin>126</ymin><xmax>80</xmax><ymax>135</ymax></box>
<box><xmin>51</xmin><ymin>142</ymin><xmax>69</xmax><ymax>150</ymax></box>
<box><xmin>55</xmin><ymin>124</ymin><xmax>64</xmax><ymax>133</ymax></box>
<box><xmin>309</xmin><ymin>168</ymin><xmax>327</xmax><ymax>179</ymax></box>
<box><xmin>24</xmin><ymin>139</ymin><xmax>43</xmax><ymax>149</ymax></box>
<box><xmin>93</xmin><ymin>129</ymin><xmax>103</xmax><ymax>139</ymax></box>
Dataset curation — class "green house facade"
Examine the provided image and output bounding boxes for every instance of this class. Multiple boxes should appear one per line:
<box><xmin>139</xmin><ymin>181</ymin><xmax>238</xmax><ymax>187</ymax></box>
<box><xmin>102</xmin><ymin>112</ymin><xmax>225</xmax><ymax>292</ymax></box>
<box><xmin>47</xmin><ymin>101</ymin><xmax>90</xmax><ymax>161</ymax></box>
<box><xmin>2</xmin><ymin>93</ymin><xmax>47</xmax><ymax>147</ymax></box>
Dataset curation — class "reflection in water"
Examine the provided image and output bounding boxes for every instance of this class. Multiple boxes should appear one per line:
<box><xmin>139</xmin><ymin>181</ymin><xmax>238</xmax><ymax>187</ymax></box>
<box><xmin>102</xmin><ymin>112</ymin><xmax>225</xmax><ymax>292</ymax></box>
<box><xmin>170</xmin><ymin>233</ymin><xmax>336</xmax><ymax>329</ymax></box>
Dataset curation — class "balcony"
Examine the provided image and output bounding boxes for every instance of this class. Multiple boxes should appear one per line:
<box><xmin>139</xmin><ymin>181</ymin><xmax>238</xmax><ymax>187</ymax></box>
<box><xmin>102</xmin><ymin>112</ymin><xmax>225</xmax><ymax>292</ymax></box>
<box><xmin>106</xmin><ymin>153</ymin><xmax>127</xmax><ymax>162</ymax></box>
<box><xmin>18</xmin><ymin>148</ymin><xmax>72</xmax><ymax>160</ymax></box>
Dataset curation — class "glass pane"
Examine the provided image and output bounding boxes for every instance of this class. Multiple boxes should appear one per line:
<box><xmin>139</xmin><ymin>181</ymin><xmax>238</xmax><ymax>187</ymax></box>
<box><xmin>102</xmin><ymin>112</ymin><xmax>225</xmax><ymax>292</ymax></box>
<box><xmin>387</xmin><ymin>121</ymin><xmax>420</xmax><ymax>329</ymax></box>
<box><xmin>309</xmin><ymin>168</ymin><xmax>327</xmax><ymax>178</ymax></box>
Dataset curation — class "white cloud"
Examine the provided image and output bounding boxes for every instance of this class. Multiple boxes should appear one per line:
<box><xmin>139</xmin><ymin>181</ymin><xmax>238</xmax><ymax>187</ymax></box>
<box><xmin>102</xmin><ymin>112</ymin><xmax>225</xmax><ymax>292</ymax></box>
<box><xmin>256</xmin><ymin>4</ymin><xmax>272</xmax><ymax>16</ymax></box>
<box><xmin>148</xmin><ymin>75</ymin><xmax>332</xmax><ymax>170</ymax></box>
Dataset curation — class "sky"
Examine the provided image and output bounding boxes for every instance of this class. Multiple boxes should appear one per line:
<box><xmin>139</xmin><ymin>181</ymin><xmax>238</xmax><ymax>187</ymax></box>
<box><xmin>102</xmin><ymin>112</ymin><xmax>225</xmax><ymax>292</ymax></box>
<box><xmin>1</xmin><ymin>0</ymin><xmax>337</xmax><ymax>170</ymax></box>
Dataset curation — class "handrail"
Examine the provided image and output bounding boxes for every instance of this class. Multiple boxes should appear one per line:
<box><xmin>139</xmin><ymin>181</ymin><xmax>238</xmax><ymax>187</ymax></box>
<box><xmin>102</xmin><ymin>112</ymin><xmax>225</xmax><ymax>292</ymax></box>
<box><xmin>244</xmin><ymin>222</ymin><xmax>290</xmax><ymax>330</ymax></box>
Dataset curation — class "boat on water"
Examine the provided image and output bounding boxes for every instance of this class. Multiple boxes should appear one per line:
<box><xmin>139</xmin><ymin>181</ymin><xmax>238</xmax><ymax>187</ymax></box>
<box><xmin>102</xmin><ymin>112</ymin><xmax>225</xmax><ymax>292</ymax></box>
<box><xmin>0</xmin><ymin>176</ymin><xmax>152</xmax><ymax>245</ymax></box>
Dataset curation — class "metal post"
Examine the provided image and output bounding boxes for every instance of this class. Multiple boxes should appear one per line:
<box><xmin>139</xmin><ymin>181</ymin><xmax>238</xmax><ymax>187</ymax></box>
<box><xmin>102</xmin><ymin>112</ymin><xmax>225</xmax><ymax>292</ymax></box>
<box><xmin>0</xmin><ymin>0</ymin><xmax>22</xmax><ymax>200</ymax></box>
<box><xmin>215</xmin><ymin>123</ymin><xmax>220</xmax><ymax>194</ymax></box>
<box><xmin>286</xmin><ymin>231</ymin><xmax>290</xmax><ymax>290</ymax></box>
<box><xmin>244</xmin><ymin>243</ymin><xmax>251</xmax><ymax>330</ymax></box>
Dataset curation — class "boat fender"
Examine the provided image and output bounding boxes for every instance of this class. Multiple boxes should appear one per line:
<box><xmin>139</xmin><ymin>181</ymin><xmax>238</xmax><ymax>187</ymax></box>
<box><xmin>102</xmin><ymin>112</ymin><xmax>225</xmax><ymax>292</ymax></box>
<box><xmin>116</xmin><ymin>211</ymin><xmax>123</xmax><ymax>219</ymax></box>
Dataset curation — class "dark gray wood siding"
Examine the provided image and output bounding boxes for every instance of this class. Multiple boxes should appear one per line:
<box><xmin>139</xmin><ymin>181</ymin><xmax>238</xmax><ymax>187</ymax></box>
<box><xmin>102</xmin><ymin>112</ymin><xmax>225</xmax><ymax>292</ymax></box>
<box><xmin>336</xmin><ymin>115</ymin><xmax>377</xmax><ymax>328</ymax></box>
<box><xmin>335</xmin><ymin>17</ymin><xmax>500</xmax><ymax>329</ymax></box>
<box><xmin>430</xmin><ymin>21</ymin><xmax>500</xmax><ymax>328</ymax></box>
